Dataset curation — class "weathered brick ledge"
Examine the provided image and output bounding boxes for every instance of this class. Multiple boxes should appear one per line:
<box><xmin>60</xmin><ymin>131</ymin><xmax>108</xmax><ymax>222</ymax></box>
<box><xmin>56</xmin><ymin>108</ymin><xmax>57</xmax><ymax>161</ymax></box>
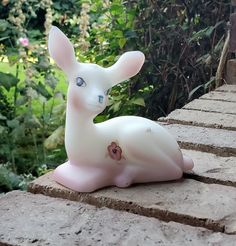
<box><xmin>1</xmin><ymin>84</ymin><xmax>236</xmax><ymax>245</ymax></box>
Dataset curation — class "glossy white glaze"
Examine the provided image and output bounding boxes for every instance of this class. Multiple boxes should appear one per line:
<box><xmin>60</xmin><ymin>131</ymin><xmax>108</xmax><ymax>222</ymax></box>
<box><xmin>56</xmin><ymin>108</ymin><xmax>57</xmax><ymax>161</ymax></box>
<box><xmin>48</xmin><ymin>26</ymin><xmax>194</xmax><ymax>192</ymax></box>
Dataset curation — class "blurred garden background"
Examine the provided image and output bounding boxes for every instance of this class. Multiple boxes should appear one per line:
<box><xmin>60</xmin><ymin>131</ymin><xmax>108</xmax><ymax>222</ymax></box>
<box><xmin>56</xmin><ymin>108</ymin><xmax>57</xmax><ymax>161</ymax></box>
<box><xmin>0</xmin><ymin>0</ymin><xmax>231</xmax><ymax>191</ymax></box>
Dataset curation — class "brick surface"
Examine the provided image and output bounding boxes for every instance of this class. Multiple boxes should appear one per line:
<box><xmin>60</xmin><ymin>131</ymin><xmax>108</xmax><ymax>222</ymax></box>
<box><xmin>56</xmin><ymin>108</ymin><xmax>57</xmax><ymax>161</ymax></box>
<box><xmin>183</xmin><ymin>99</ymin><xmax>236</xmax><ymax>115</ymax></box>
<box><xmin>160</xmin><ymin>109</ymin><xmax>236</xmax><ymax>130</ymax></box>
<box><xmin>182</xmin><ymin>149</ymin><xmax>236</xmax><ymax>186</ymax></box>
<box><xmin>28</xmin><ymin>172</ymin><xmax>236</xmax><ymax>234</ymax></box>
<box><xmin>200</xmin><ymin>91</ymin><xmax>236</xmax><ymax>102</ymax></box>
<box><xmin>2</xmin><ymin>191</ymin><xmax>236</xmax><ymax>246</ymax></box>
<box><xmin>161</xmin><ymin>123</ymin><xmax>236</xmax><ymax>157</ymax></box>
<box><xmin>216</xmin><ymin>84</ymin><xmax>236</xmax><ymax>92</ymax></box>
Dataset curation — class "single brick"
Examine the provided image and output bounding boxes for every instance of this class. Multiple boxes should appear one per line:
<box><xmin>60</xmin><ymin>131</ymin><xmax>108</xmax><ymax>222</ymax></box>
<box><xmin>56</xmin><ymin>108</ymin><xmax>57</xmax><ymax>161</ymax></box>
<box><xmin>160</xmin><ymin>109</ymin><xmax>236</xmax><ymax>130</ymax></box>
<box><xmin>200</xmin><ymin>91</ymin><xmax>236</xmax><ymax>102</ymax></box>
<box><xmin>29</xmin><ymin>172</ymin><xmax>236</xmax><ymax>234</ymax></box>
<box><xmin>182</xmin><ymin>149</ymin><xmax>236</xmax><ymax>187</ymax></box>
<box><xmin>215</xmin><ymin>84</ymin><xmax>236</xmax><ymax>93</ymax></box>
<box><xmin>183</xmin><ymin>99</ymin><xmax>236</xmax><ymax>115</ymax></box>
<box><xmin>160</xmin><ymin>123</ymin><xmax>236</xmax><ymax>157</ymax></box>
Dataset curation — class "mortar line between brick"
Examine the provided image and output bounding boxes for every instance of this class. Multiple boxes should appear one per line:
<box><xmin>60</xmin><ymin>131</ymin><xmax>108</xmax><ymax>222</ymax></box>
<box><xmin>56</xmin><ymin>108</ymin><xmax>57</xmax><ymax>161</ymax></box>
<box><xmin>183</xmin><ymin>173</ymin><xmax>236</xmax><ymax>188</ymax></box>
<box><xmin>159</xmin><ymin>117</ymin><xmax>236</xmax><ymax>131</ymax></box>
<box><xmin>178</xmin><ymin>142</ymin><xmax>236</xmax><ymax>157</ymax></box>
<box><xmin>28</xmin><ymin>184</ymin><xmax>228</xmax><ymax>235</ymax></box>
<box><xmin>182</xmin><ymin>107</ymin><xmax>236</xmax><ymax>116</ymax></box>
<box><xmin>200</xmin><ymin>97</ymin><xmax>236</xmax><ymax>103</ymax></box>
<box><xmin>216</xmin><ymin>89</ymin><xmax>236</xmax><ymax>93</ymax></box>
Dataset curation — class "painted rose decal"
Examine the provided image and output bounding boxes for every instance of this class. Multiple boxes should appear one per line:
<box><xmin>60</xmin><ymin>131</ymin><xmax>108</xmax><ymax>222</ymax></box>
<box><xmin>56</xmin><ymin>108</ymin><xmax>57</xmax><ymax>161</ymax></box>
<box><xmin>107</xmin><ymin>142</ymin><xmax>122</xmax><ymax>161</ymax></box>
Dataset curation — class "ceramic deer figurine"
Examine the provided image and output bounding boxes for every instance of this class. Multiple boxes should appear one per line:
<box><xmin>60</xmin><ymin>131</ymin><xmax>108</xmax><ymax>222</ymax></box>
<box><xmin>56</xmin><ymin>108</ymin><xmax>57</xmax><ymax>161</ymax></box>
<box><xmin>48</xmin><ymin>26</ymin><xmax>194</xmax><ymax>192</ymax></box>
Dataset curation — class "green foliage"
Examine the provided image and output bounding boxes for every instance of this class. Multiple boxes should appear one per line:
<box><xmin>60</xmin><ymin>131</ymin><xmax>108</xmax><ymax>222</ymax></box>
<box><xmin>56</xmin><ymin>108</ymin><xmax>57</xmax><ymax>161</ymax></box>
<box><xmin>0</xmin><ymin>0</ymin><xmax>67</xmax><ymax>191</ymax></box>
<box><xmin>124</xmin><ymin>0</ymin><xmax>230</xmax><ymax>119</ymax></box>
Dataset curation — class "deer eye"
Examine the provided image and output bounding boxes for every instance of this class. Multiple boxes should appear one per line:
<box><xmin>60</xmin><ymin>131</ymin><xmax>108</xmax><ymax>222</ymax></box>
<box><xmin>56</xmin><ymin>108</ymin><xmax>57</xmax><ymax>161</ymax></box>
<box><xmin>76</xmin><ymin>77</ymin><xmax>86</xmax><ymax>87</ymax></box>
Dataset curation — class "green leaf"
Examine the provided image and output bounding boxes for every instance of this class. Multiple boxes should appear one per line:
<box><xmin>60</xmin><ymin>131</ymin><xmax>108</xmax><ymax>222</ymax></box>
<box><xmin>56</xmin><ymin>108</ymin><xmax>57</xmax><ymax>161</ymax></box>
<box><xmin>94</xmin><ymin>115</ymin><xmax>108</xmax><ymax>123</ymax></box>
<box><xmin>0</xmin><ymin>72</ymin><xmax>18</xmax><ymax>91</ymax></box>
<box><xmin>0</xmin><ymin>36</ymin><xmax>9</xmax><ymax>41</ymax></box>
<box><xmin>125</xmin><ymin>30</ymin><xmax>137</xmax><ymax>38</ymax></box>
<box><xmin>24</xmin><ymin>114</ymin><xmax>42</xmax><ymax>129</ymax></box>
<box><xmin>204</xmin><ymin>77</ymin><xmax>215</xmax><ymax>90</ymax></box>
<box><xmin>0</xmin><ymin>125</ymin><xmax>5</xmax><ymax>134</ymax></box>
<box><xmin>188</xmin><ymin>85</ymin><xmax>204</xmax><ymax>100</ymax></box>
<box><xmin>131</xmin><ymin>98</ymin><xmax>145</xmax><ymax>107</ymax></box>
<box><xmin>0</xmin><ymin>113</ymin><xmax>7</xmax><ymax>120</ymax></box>
<box><xmin>11</xmin><ymin>125</ymin><xmax>25</xmax><ymax>140</ymax></box>
<box><xmin>111</xmin><ymin>101</ymin><xmax>121</xmax><ymax>112</ymax></box>
<box><xmin>45</xmin><ymin>74</ymin><xmax>58</xmax><ymax>90</ymax></box>
<box><xmin>111</xmin><ymin>4</ymin><xmax>123</xmax><ymax>13</ymax></box>
<box><xmin>7</xmin><ymin>119</ymin><xmax>19</xmax><ymax>128</ymax></box>
<box><xmin>37</xmin><ymin>57</ymin><xmax>50</xmax><ymax>70</ymax></box>
<box><xmin>32</xmin><ymin>82</ymin><xmax>52</xmax><ymax>99</ymax></box>
<box><xmin>16</xmin><ymin>96</ymin><xmax>28</xmax><ymax>106</ymax></box>
<box><xmin>0</xmin><ymin>165</ymin><xmax>22</xmax><ymax>191</ymax></box>
<box><xmin>118</xmin><ymin>38</ymin><xmax>127</xmax><ymax>49</ymax></box>
<box><xmin>0</xmin><ymin>19</ymin><xmax>9</xmax><ymax>32</ymax></box>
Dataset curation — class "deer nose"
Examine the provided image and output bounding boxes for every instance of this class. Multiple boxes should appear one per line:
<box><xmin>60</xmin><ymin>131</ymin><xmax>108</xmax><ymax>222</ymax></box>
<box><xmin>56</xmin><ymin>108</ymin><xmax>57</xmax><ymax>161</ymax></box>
<box><xmin>98</xmin><ymin>95</ymin><xmax>104</xmax><ymax>104</ymax></box>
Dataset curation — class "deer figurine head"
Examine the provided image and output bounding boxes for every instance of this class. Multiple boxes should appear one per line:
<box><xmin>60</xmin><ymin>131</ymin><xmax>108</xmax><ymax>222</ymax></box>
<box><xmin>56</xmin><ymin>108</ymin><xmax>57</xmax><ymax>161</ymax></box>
<box><xmin>48</xmin><ymin>26</ymin><xmax>194</xmax><ymax>192</ymax></box>
<box><xmin>48</xmin><ymin>26</ymin><xmax>144</xmax><ymax>118</ymax></box>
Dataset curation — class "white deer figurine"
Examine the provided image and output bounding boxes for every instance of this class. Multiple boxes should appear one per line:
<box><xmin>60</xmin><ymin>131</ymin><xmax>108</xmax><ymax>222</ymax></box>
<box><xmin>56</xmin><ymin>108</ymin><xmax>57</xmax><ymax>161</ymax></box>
<box><xmin>48</xmin><ymin>26</ymin><xmax>194</xmax><ymax>192</ymax></box>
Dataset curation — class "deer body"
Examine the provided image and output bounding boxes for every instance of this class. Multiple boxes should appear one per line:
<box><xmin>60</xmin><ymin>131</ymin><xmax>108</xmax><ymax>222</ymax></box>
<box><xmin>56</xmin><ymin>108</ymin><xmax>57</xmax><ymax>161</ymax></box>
<box><xmin>48</xmin><ymin>26</ymin><xmax>194</xmax><ymax>192</ymax></box>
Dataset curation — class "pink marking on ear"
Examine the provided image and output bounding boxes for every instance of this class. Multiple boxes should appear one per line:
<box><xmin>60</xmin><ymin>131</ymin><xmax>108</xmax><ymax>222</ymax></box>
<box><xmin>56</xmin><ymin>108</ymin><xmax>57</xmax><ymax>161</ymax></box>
<box><xmin>105</xmin><ymin>51</ymin><xmax>145</xmax><ymax>86</ymax></box>
<box><xmin>122</xmin><ymin>52</ymin><xmax>145</xmax><ymax>78</ymax></box>
<box><xmin>48</xmin><ymin>26</ymin><xmax>77</xmax><ymax>74</ymax></box>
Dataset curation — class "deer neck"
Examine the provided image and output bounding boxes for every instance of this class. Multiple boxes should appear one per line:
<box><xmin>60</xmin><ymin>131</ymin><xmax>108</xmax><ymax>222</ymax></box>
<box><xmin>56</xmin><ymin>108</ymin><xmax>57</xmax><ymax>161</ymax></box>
<box><xmin>65</xmin><ymin>102</ymin><xmax>96</xmax><ymax>139</ymax></box>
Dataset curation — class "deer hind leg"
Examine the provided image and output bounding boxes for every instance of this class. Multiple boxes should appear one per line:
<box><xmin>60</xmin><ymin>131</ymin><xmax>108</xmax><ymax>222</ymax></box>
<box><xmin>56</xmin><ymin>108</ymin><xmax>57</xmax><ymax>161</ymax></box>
<box><xmin>120</xmin><ymin>128</ymin><xmax>183</xmax><ymax>183</ymax></box>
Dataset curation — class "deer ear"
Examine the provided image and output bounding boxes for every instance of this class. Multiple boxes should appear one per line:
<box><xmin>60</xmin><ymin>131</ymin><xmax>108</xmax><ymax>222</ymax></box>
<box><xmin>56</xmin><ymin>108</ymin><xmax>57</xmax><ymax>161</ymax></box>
<box><xmin>105</xmin><ymin>51</ymin><xmax>145</xmax><ymax>87</ymax></box>
<box><xmin>48</xmin><ymin>26</ymin><xmax>78</xmax><ymax>75</ymax></box>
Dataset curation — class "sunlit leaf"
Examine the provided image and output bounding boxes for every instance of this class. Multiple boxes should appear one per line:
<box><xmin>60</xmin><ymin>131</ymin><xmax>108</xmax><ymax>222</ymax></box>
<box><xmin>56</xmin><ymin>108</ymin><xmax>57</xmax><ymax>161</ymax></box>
<box><xmin>131</xmin><ymin>98</ymin><xmax>145</xmax><ymax>107</ymax></box>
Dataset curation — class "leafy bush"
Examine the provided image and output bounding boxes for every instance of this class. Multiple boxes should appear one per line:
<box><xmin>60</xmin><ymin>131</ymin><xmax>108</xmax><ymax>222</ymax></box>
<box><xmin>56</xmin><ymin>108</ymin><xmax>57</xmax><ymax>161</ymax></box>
<box><xmin>0</xmin><ymin>0</ymin><xmax>66</xmax><ymax>190</ymax></box>
<box><xmin>124</xmin><ymin>0</ymin><xmax>230</xmax><ymax>119</ymax></box>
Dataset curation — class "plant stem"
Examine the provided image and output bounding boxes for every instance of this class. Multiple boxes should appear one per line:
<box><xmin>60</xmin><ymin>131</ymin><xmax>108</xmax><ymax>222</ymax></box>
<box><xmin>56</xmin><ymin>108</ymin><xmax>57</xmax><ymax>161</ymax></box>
<box><xmin>42</xmin><ymin>102</ymin><xmax>46</xmax><ymax>162</ymax></box>
<box><xmin>13</xmin><ymin>63</ymin><xmax>19</xmax><ymax>117</ymax></box>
